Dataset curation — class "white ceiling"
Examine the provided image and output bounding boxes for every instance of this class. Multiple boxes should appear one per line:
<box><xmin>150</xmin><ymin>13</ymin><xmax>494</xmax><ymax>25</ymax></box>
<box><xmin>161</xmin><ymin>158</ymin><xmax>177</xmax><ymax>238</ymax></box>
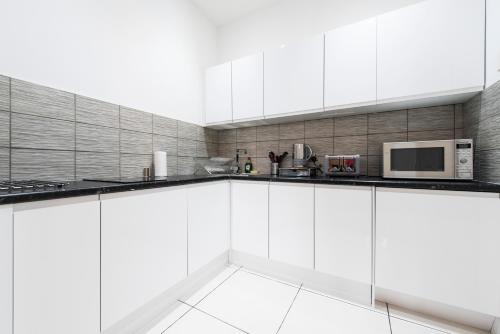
<box><xmin>191</xmin><ymin>0</ymin><xmax>282</xmax><ymax>26</ymax></box>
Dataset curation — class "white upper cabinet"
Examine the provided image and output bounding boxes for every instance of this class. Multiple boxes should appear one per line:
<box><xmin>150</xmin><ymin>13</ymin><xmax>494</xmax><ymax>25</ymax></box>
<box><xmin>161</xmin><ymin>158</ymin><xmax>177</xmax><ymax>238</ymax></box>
<box><xmin>232</xmin><ymin>53</ymin><xmax>264</xmax><ymax>121</ymax></box>
<box><xmin>100</xmin><ymin>188</ymin><xmax>188</xmax><ymax>331</ymax></box>
<box><xmin>264</xmin><ymin>34</ymin><xmax>324</xmax><ymax>117</ymax></box>
<box><xmin>377</xmin><ymin>0</ymin><xmax>485</xmax><ymax>102</ymax></box>
<box><xmin>205</xmin><ymin>62</ymin><xmax>232</xmax><ymax>124</ymax></box>
<box><xmin>376</xmin><ymin>188</ymin><xmax>500</xmax><ymax>317</ymax></box>
<box><xmin>0</xmin><ymin>206</ymin><xmax>12</xmax><ymax>334</ymax></box>
<box><xmin>315</xmin><ymin>185</ymin><xmax>372</xmax><ymax>284</ymax></box>
<box><xmin>325</xmin><ymin>18</ymin><xmax>377</xmax><ymax>109</ymax></box>
<box><xmin>14</xmin><ymin>198</ymin><xmax>100</xmax><ymax>334</ymax></box>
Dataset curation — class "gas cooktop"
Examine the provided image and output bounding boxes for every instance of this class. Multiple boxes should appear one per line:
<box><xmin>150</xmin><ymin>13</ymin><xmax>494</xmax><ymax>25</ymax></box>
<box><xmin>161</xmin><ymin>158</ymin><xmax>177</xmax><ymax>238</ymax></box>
<box><xmin>0</xmin><ymin>180</ymin><xmax>69</xmax><ymax>192</ymax></box>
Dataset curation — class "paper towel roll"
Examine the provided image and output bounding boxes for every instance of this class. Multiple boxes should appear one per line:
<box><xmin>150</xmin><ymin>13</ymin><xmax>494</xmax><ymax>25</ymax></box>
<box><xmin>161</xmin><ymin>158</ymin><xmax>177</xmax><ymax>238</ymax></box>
<box><xmin>154</xmin><ymin>151</ymin><xmax>167</xmax><ymax>177</ymax></box>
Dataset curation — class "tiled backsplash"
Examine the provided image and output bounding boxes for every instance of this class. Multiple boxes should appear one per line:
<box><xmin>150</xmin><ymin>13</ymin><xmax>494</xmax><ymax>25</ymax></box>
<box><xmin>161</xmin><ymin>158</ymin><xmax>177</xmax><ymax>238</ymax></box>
<box><xmin>218</xmin><ymin>105</ymin><xmax>464</xmax><ymax>176</ymax></box>
<box><xmin>0</xmin><ymin>75</ymin><xmax>218</xmax><ymax>181</ymax></box>
<box><xmin>464</xmin><ymin>80</ymin><xmax>500</xmax><ymax>183</ymax></box>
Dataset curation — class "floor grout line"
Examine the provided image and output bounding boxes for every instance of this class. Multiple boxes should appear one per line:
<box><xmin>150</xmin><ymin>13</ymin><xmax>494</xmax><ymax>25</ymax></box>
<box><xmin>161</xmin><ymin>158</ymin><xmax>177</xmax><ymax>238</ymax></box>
<box><xmin>192</xmin><ymin>265</ymin><xmax>242</xmax><ymax>307</ymax></box>
<box><xmin>275</xmin><ymin>283</ymin><xmax>302</xmax><ymax>334</ymax></box>
<box><xmin>178</xmin><ymin>300</ymin><xmax>249</xmax><ymax>334</ymax></box>
<box><xmin>386</xmin><ymin>303</ymin><xmax>393</xmax><ymax>334</ymax></box>
<box><xmin>160</xmin><ymin>302</ymin><xmax>194</xmax><ymax>334</ymax></box>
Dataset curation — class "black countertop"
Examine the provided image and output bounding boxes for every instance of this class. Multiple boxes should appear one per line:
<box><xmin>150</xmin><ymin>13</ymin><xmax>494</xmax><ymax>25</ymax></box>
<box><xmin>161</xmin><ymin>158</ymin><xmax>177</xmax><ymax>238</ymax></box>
<box><xmin>1</xmin><ymin>174</ymin><xmax>499</xmax><ymax>205</ymax></box>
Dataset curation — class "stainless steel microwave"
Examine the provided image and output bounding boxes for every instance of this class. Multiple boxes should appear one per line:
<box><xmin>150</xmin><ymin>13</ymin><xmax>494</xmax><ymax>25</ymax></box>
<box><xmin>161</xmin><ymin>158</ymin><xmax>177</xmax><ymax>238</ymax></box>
<box><xmin>383</xmin><ymin>139</ymin><xmax>473</xmax><ymax>180</ymax></box>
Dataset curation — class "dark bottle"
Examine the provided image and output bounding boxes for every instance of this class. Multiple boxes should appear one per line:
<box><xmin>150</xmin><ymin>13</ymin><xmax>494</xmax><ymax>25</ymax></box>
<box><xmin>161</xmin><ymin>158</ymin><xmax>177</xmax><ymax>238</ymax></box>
<box><xmin>244</xmin><ymin>158</ymin><xmax>253</xmax><ymax>173</ymax></box>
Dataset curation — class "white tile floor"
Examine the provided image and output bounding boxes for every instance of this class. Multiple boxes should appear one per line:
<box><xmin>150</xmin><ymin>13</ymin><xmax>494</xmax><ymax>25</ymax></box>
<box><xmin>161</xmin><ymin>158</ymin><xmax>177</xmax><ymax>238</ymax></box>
<box><xmin>146</xmin><ymin>265</ymin><xmax>488</xmax><ymax>334</ymax></box>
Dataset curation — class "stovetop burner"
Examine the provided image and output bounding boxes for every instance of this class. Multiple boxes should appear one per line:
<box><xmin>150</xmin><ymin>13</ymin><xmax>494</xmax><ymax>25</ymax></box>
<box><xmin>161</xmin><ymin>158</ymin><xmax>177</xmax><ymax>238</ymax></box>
<box><xmin>0</xmin><ymin>180</ymin><xmax>69</xmax><ymax>192</ymax></box>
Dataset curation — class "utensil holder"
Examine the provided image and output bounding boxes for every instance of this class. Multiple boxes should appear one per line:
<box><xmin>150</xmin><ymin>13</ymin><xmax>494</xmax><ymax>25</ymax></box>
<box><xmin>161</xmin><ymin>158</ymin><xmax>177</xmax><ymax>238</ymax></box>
<box><xmin>271</xmin><ymin>163</ymin><xmax>279</xmax><ymax>175</ymax></box>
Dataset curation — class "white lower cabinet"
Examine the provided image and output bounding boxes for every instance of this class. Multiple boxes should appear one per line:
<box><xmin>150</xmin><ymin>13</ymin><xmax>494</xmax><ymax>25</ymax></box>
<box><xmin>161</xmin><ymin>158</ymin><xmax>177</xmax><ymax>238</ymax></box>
<box><xmin>376</xmin><ymin>188</ymin><xmax>500</xmax><ymax>317</ymax></box>
<box><xmin>101</xmin><ymin>187</ymin><xmax>188</xmax><ymax>331</ymax></box>
<box><xmin>231</xmin><ymin>181</ymin><xmax>269</xmax><ymax>257</ymax></box>
<box><xmin>187</xmin><ymin>181</ymin><xmax>230</xmax><ymax>274</ymax></box>
<box><xmin>0</xmin><ymin>206</ymin><xmax>12</xmax><ymax>334</ymax></box>
<box><xmin>269</xmin><ymin>183</ymin><xmax>314</xmax><ymax>269</ymax></box>
<box><xmin>315</xmin><ymin>185</ymin><xmax>372</xmax><ymax>284</ymax></box>
<box><xmin>13</xmin><ymin>197</ymin><xmax>100</xmax><ymax>334</ymax></box>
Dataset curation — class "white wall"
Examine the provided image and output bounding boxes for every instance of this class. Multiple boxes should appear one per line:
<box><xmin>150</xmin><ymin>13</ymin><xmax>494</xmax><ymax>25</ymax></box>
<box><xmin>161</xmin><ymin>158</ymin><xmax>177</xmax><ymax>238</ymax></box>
<box><xmin>0</xmin><ymin>0</ymin><xmax>216</xmax><ymax>125</ymax></box>
<box><xmin>486</xmin><ymin>0</ymin><xmax>500</xmax><ymax>88</ymax></box>
<box><xmin>216</xmin><ymin>0</ymin><xmax>424</xmax><ymax>63</ymax></box>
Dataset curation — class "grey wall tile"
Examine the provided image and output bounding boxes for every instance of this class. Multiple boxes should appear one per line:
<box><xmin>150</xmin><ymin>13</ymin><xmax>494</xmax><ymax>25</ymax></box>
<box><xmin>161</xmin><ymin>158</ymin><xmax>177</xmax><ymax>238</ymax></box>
<box><xmin>454</xmin><ymin>104</ymin><xmax>464</xmax><ymax>129</ymax></box>
<box><xmin>196</xmin><ymin>141</ymin><xmax>218</xmax><ymax>158</ymax></box>
<box><xmin>306</xmin><ymin>137</ymin><xmax>334</xmax><ymax>157</ymax></box>
<box><xmin>153</xmin><ymin>115</ymin><xmax>177</xmax><ymax>137</ymax></box>
<box><xmin>280</xmin><ymin>122</ymin><xmax>304</xmax><ymax>140</ymax></box>
<box><xmin>0</xmin><ymin>147</ymin><xmax>9</xmax><ymax>180</ymax></box>
<box><xmin>256</xmin><ymin>141</ymin><xmax>279</xmax><ymax>158</ymax></box>
<box><xmin>120</xmin><ymin>107</ymin><xmax>152</xmax><ymax>133</ymax></box>
<box><xmin>255</xmin><ymin>157</ymin><xmax>271</xmax><ymax>174</ymax></box>
<box><xmin>478</xmin><ymin>115</ymin><xmax>500</xmax><ymax>151</ymax></box>
<box><xmin>197</xmin><ymin>127</ymin><xmax>218</xmax><ymax>143</ymax></box>
<box><xmin>256</xmin><ymin>125</ymin><xmax>279</xmax><ymax>141</ymax></box>
<box><xmin>218</xmin><ymin>129</ymin><xmax>236</xmax><ymax>144</ymax></box>
<box><xmin>407</xmin><ymin>130</ymin><xmax>455</xmax><ymax>142</ymax></box>
<box><xmin>153</xmin><ymin>135</ymin><xmax>177</xmax><ymax>156</ymax></box>
<box><xmin>455</xmin><ymin>128</ymin><xmax>464</xmax><ymax>139</ymax></box>
<box><xmin>76</xmin><ymin>152</ymin><xmax>119</xmax><ymax>179</ymax></box>
<box><xmin>279</xmin><ymin>139</ymin><xmax>302</xmax><ymax>155</ymax></box>
<box><xmin>76</xmin><ymin>96</ymin><xmax>119</xmax><ymax>128</ymax></box>
<box><xmin>11</xmin><ymin>113</ymin><xmax>75</xmax><ymax>150</ymax></box>
<box><xmin>177</xmin><ymin>157</ymin><xmax>195</xmax><ymax>175</ymax></box>
<box><xmin>11</xmin><ymin>79</ymin><xmax>74</xmax><ymax>121</ymax></box>
<box><xmin>11</xmin><ymin>149</ymin><xmax>75</xmax><ymax>181</ymax></box>
<box><xmin>237</xmin><ymin>127</ymin><xmax>257</xmax><ymax>143</ymax></box>
<box><xmin>368</xmin><ymin>110</ymin><xmax>407</xmax><ymax>134</ymax></box>
<box><xmin>463</xmin><ymin>93</ymin><xmax>482</xmax><ymax>128</ymax></box>
<box><xmin>120</xmin><ymin>154</ymin><xmax>152</xmax><ymax>178</ymax></box>
<box><xmin>218</xmin><ymin>143</ymin><xmax>236</xmax><ymax>158</ymax></box>
<box><xmin>305</xmin><ymin>119</ymin><xmax>334</xmax><ymax>138</ymax></box>
<box><xmin>480</xmin><ymin>80</ymin><xmax>500</xmax><ymax>121</ymax></box>
<box><xmin>408</xmin><ymin>105</ymin><xmax>454</xmax><ymax>131</ymax></box>
<box><xmin>0</xmin><ymin>111</ymin><xmax>10</xmax><ymax>147</ymax></box>
<box><xmin>334</xmin><ymin>135</ymin><xmax>367</xmax><ymax>155</ymax></box>
<box><xmin>368</xmin><ymin>155</ymin><xmax>382</xmax><ymax>177</ymax></box>
<box><xmin>167</xmin><ymin>155</ymin><xmax>178</xmax><ymax>176</ymax></box>
<box><xmin>76</xmin><ymin>123</ymin><xmax>119</xmax><ymax>153</ymax></box>
<box><xmin>235</xmin><ymin>142</ymin><xmax>256</xmax><ymax>158</ymax></box>
<box><xmin>120</xmin><ymin>129</ymin><xmax>152</xmax><ymax>154</ymax></box>
<box><xmin>368</xmin><ymin>132</ymin><xmax>407</xmax><ymax>156</ymax></box>
<box><xmin>478</xmin><ymin>149</ymin><xmax>500</xmax><ymax>183</ymax></box>
<box><xmin>178</xmin><ymin>139</ymin><xmax>197</xmax><ymax>157</ymax></box>
<box><xmin>178</xmin><ymin>121</ymin><xmax>199</xmax><ymax>140</ymax></box>
<box><xmin>0</xmin><ymin>76</ymin><xmax>9</xmax><ymax>112</ymax></box>
<box><xmin>335</xmin><ymin>114</ymin><xmax>367</xmax><ymax>137</ymax></box>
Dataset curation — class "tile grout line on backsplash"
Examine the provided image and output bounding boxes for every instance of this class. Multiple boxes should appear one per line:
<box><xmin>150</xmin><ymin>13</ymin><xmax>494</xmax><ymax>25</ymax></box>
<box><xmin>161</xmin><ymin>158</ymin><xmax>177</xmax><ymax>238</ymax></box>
<box><xmin>74</xmin><ymin>94</ymin><xmax>77</xmax><ymax>180</ymax></box>
<box><xmin>9</xmin><ymin>77</ymin><xmax>12</xmax><ymax>182</ymax></box>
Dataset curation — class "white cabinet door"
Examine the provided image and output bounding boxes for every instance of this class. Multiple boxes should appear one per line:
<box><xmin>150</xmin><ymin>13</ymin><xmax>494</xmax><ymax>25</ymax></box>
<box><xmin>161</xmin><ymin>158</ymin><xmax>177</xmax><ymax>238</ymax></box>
<box><xmin>101</xmin><ymin>187</ymin><xmax>187</xmax><ymax>331</ymax></box>
<box><xmin>376</xmin><ymin>188</ymin><xmax>500</xmax><ymax>317</ymax></box>
<box><xmin>264</xmin><ymin>34</ymin><xmax>324</xmax><ymax>117</ymax></box>
<box><xmin>188</xmin><ymin>182</ymin><xmax>230</xmax><ymax>274</ymax></box>
<box><xmin>325</xmin><ymin>18</ymin><xmax>376</xmax><ymax>109</ymax></box>
<box><xmin>231</xmin><ymin>181</ymin><xmax>269</xmax><ymax>257</ymax></box>
<box><xmin>205</xmin><ymin>62</ymin><xmax>232</xmax><ymax>124</ymax></box>
<box><xmin>232</xmin><ymin>53</ymin><xmax>264</xmax><ymax>121</ymax></box>
<box><xmin>315</xmin><ymin>185</ymin><xmax>372</xmax><ymax>284</ymax></box>
<box><xmin>0</xmin><ymin>206</ymin><xmax>12</xmax><ymax>334</ymax></box>
<box><xmin>13</xmin><ymin>198</ymin><xmax>100</xmax><ymax>334</ymax></box>
<box><xmin>377</xmin><ymin>0</ymin><xmax>485</xmax><ymax>102</ymax></box>
<box><xmin>269</xmin><ymin>183</ymin><xmax>314</xmax><ymax>269</ymax></box>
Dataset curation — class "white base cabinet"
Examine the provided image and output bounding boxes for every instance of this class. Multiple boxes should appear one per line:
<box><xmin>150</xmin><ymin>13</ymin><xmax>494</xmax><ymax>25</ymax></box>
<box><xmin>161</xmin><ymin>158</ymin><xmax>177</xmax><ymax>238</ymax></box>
<box><xmin>188</xmin><ymin>182</ymin><xmax>230</xmax><ymax>274</ymax></box>
<box><xmin>269</xmin><ymin>183</ymin><xmax>314</xmax><ymax>269</ymax></box>
<box><xmin>315</xmin><ymin>185</ymin><xmax>372</xmax><ymax>284</ymax></box>
<box><xmin>0</xmin><ymin>206</ymin><xmax>12</xmax><ymax>334</ymax></box>
<box><xmin>376</xmin><ymin>188</ymin><xmax>500</xmax><ymax>317</ymax></box>
<box><xmin>13</xmin><ymin>198</ymin><xmax>100</xmax><ymax>334</ymax></box>
<box><xmin>231</xmin><ymin>181</ymin><xmax>269</xmax><ymax>258</ymax></box>
<box><xmin>101</xmin><ymin>187</ymin><xmax>188</xmax><ymax>331</ymax></box>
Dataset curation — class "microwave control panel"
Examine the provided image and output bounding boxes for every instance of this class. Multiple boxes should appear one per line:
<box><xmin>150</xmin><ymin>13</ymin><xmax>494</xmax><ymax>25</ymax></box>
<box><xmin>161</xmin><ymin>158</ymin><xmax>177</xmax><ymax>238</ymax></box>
<box><xmin>455</xmin><ymin>139</ymin><xmax>473</xmax><ymax>180</ymax></box>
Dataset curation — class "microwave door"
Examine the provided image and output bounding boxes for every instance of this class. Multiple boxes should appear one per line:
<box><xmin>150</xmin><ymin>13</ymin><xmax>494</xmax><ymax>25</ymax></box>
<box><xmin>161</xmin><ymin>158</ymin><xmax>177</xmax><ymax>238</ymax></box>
<box><xmin>384</xmin><ymin>141</ymin><xmax>455</xmax><ymax>179</ymax></box>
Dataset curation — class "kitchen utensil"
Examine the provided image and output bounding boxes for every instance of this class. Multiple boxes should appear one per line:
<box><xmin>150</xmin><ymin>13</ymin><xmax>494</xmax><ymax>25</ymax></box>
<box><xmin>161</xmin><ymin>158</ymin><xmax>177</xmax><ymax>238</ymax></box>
<box><xmin>143</xmin><ymin>167</ymin><xmax>151</xmax><ymax>178</ymax></box>
<box><xmin>293</xmin><ymin>144</ymin><xmax>313</xmax><ymax>167</ymax></box>
<box><xmin>271</xmin><ymin>162</ymin><xmax>279</xmax><ymax>175</ymax></box>
<box><xmin>324</xmin><ymin>155</ymin><xmax>361</xmax><ymax>176</ymax></box>
<box><xmin>268</xmin><ymin>151</ymin><xmax>276</xmax><ymax>163</ymax></box>
<box><xmin>277</xmin><ymin>152</ymin><xmax>288</xmax><ymax>164</ymax></box>
<box><xmin>279</xmin><ymin>167</ymin><xmax>317</xmax><ymax>177</ymax></box>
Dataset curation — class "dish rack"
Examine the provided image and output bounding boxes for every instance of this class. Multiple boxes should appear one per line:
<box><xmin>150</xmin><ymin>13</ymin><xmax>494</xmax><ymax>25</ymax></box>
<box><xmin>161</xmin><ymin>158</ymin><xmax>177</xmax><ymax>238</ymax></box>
<box><xmin>195</xmin><ymin>157</ymin><xmax>234</xmax><ymax>175</ymax></box>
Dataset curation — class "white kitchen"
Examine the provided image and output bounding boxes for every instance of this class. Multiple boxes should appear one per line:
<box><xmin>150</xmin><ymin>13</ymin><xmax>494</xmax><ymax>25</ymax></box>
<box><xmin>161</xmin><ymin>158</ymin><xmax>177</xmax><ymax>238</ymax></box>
<box><xmin>0</xmin><ymin>0</ymin><xmax>500</xmax><ymax>333</ymax></box>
